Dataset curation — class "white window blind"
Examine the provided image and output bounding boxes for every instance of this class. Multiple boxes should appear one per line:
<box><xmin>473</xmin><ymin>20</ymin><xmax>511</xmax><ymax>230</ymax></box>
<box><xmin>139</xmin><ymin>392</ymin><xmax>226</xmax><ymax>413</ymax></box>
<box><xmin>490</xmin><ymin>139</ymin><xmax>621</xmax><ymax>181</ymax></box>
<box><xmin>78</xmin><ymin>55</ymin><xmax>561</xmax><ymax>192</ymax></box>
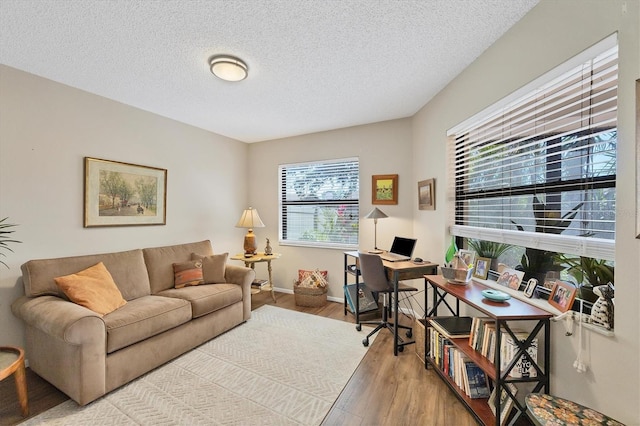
<box><xmin>448</xmin><ymin>35</ymin><xmax>617</xmax><ymax>261</ymax></box>
<box><xmin>279</xmin><ymin>158</ymin><xmax>359</xmax><ymax>248</ymax></box>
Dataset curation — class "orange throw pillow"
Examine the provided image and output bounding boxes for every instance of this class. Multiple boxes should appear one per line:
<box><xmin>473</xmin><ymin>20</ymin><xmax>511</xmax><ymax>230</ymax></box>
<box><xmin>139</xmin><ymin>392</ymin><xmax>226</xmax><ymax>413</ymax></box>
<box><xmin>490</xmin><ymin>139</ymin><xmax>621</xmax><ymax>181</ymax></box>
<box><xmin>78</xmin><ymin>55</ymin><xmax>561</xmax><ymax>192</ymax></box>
<box><xmin>173</xmin><ymin>260</ymin><xmax>204</xmax><ymax>288</ymax></box>
<box><xmin>54</xmin><ymin>262</ymin><xmax>127</xmax><ymax>316</ymax></box>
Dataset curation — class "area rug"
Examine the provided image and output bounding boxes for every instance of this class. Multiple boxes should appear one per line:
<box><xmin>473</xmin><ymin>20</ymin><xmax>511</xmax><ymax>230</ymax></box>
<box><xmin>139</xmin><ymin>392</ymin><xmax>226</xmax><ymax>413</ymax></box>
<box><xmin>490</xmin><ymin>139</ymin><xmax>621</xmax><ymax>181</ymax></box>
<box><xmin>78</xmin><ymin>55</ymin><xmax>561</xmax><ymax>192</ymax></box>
<box><xmin>22</xmin><ymin>305</ymin><xmax>373</xmax><ymax>425</ymax></box>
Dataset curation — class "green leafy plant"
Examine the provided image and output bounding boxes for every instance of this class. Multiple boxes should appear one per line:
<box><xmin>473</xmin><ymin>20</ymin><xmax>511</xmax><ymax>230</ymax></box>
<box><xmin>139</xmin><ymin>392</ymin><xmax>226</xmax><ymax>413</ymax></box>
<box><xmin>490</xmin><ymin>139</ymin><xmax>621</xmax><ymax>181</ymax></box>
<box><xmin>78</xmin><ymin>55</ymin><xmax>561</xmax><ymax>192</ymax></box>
<box><xmin>0</xmin><ymin>217</ymin><xmax>22</xmax><ymax>268</ymax></box>
<box><xmin>466</xmin><ymin>239</ymin><xmax>514</xmax><ymax>259</ymax></box>
<box><xmin>511</xmin><ymin>196</ymin><xmax>584</xmax><ymax>281</ymax></box>
<box><xmin>556</xmin><ymin>255</ymin><xmax>614</xmax><ymax>302</ymax></box>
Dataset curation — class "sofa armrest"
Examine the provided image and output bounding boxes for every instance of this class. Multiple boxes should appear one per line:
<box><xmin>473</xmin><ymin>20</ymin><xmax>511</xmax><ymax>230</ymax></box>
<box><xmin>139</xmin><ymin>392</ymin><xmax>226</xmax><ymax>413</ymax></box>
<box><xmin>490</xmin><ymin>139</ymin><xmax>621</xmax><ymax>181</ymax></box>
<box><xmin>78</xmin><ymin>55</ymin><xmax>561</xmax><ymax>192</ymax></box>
<box><xmin>12</xmin><ymin>295</ymin><xmax>105</xmax><ymax>344</ymax></box>
<box><xmin>224</xmin><ymin>264</ymin><xmax>255</xmax><ymax>321</ymax></box>
<box><xmin>11</xmin><ymin>295</ymin><xmax>107</xmax><ymax>405</ymax></box>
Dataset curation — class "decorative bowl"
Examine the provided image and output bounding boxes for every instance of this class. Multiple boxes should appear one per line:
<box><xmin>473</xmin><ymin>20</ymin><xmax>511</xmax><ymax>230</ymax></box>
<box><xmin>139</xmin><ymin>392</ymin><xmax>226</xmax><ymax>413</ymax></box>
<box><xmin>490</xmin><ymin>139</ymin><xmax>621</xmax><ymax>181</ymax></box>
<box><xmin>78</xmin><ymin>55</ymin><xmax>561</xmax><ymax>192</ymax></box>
<box><xmin>441</xmin><ymin>266</ymin><xmax>474</xmax><ymax>284</ymax></box>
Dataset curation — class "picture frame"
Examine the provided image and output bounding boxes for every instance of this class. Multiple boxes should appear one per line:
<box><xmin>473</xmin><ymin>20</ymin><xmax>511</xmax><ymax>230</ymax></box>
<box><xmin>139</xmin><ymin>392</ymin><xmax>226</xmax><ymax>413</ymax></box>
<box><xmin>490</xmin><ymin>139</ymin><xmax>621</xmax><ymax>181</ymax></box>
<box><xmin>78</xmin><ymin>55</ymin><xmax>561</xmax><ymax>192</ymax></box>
<box><xmin>418</xmin><ymin>178</ymin><xmax>435</xmax><ymax>210</ymax></box>
<box><xmin>549</xmin><ymin>280</ymin><xmax>577</xmax><ymax>312</ymax></box>
<box><xmin>496</xmin><ymin>268</ymin><xmax>525</xmax><ymax>290</ymax></box>
<box><xmin>636</xmin><ymin>79</ymin><xmax>639</xmax><ymax>238</ymax></box>
<box><xmin>472</xmin><ymin>257</ymin><xmax>490</xmax><ymax>280</ymax></box>
<box><xmin>84</xmin><ymin>157</ymin><xmax>167</xmax><ymax>227</ymax></box>
<box><xmin>372</xmin><ymin>174</ymin><xmax>398</xmax><ymax>205</ymax></box>
<box><xmin>457</xmin><ymin>249</ymin><xmax>476</xmax><ymax>268</ymax></box>
<box><xmin>524</xmin><ymin>278</ymin><xmax>538</xmax><ymax>298</ymax></box>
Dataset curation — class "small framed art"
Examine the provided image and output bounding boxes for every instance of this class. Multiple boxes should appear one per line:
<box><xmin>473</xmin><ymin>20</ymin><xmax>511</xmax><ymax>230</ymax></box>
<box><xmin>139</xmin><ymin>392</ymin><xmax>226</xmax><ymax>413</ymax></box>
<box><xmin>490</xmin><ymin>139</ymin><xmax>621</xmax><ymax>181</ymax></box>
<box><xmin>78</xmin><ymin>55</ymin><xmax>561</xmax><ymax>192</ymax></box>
<box><xmin>84</xmin><ymin>157</ymin><xmax>167</xmax><ymax>227</ymax></box>
<box><xmin>523</xmin><ymin>278</ymin><xmax>538</xmax><ymax>298</ymax></box>
<box><xmin>549</xmin><ymin>280</ymin><xmax>577</xmax><ymax>312</ymax></box>
<box><xmin>458</xmin><ymin>249</ymin><xmax>476</xmax><ymax>268</ymax></box>
<box><xmin>372</xmin><ymin>174</ymin><xmax>398</xmax><ymax>205</ymax></box>
<box><xmin>496</xmin><ymin>268</ymin><xmax>525</xmax><ymax>290</ymax></box>
<box><xmin>473</xmin><ymin>257</ymin><xmax>490</xmax><ymax>280</ymax></box>
<box><xmin>418</xmin><ymin>178</ymin><xmax>435</xmax><ymax>210</ymax></box>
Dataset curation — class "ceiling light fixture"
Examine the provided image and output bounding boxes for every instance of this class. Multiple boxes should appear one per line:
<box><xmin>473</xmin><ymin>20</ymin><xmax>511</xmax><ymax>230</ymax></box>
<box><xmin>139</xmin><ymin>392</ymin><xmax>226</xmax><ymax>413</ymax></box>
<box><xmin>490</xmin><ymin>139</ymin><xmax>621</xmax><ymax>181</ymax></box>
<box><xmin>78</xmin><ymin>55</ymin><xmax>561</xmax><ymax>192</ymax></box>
<box><xmin>209</xmin><ymin>55</ymin><xmax>248</xmax><ymax>82</ymax></box>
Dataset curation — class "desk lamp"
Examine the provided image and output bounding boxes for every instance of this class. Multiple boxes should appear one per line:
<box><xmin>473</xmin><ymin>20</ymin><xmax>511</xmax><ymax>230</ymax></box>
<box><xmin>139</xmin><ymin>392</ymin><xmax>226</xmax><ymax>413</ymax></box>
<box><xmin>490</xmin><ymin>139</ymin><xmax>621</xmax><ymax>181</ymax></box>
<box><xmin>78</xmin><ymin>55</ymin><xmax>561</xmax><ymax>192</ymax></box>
<box><xmin>364</xmin><ymin>207</ymin><xmax>388</xmax><ymax>254</ymax></box>
<box><xmin>236</xmin><ymin>207</ymin><xmax>265</xmax><ymax>257</ymax></box>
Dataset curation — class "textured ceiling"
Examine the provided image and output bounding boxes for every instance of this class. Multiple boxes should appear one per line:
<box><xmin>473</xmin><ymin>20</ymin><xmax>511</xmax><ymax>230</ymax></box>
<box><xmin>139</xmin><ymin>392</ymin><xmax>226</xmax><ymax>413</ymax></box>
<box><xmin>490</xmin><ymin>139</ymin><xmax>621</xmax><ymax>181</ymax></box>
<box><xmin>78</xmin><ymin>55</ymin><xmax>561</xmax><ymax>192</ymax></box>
<box><xmin>0</xmin><ymin>0</ymin><xmax>538</xmax><ymax>143</ymax></box>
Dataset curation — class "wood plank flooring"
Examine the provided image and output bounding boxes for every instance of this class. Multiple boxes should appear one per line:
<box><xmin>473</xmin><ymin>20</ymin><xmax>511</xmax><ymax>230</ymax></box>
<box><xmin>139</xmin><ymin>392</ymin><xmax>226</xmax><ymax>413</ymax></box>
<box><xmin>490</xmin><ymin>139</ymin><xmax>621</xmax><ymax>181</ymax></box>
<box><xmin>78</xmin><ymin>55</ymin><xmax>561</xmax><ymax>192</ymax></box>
<box><xmin>1</xmin><ymin>292</ymin><xmax>476</xmax><ymax>425</ymax></box>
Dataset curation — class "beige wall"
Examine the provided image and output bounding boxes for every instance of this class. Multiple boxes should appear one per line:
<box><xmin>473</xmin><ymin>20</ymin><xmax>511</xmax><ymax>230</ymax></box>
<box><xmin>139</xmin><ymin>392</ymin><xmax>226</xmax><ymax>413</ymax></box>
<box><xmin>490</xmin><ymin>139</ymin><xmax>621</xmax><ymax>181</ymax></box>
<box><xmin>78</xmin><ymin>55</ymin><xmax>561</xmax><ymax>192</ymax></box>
<box><xmin>412</xmin><ymin>1</ymin><xmax>639</xmax><ymax>423</ymax></box>
<box><xmin>246</xmin><ymin>118</ymin><xmax>420</xmax><ymax>301</ymax></box>
<box><xmin>0</xmin><ymin>65</ymin><xmax>250</xmax><ymax>348</ymax></box>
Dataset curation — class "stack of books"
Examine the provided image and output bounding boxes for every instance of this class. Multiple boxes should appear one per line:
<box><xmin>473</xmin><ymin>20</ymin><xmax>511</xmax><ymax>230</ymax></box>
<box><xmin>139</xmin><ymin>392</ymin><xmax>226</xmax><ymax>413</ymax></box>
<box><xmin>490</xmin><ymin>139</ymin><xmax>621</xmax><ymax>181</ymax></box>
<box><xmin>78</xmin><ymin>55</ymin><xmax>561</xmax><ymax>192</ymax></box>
<box><xmin>427</xmin><ymin>317</ymin><xmax>490</xmax><ymax>399</ymax></box>
<box><xmin>251</xmin><ymin>279</ymin><xmax>269</xmax><ymax>289</ymax></box>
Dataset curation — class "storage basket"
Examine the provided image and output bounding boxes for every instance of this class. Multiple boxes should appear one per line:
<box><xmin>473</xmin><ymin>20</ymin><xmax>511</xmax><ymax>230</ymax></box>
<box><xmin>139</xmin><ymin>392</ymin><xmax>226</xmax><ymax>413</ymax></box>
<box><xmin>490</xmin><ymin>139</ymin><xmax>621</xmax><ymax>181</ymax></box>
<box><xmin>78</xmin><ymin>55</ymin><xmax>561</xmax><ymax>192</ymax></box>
<box><xmin>414</xmin><ymin>318</ymin><xmax>427</xmax><ymax>364</ymax></box>
<box><xmin>441</xmin><ymin>266</ymin><xmax>474</xmax><ymax>284</ymax></box>
<box><xmin>293</xmin><ymin>285</ymin><xmax>328</xmax><ymax>307</ymax></box>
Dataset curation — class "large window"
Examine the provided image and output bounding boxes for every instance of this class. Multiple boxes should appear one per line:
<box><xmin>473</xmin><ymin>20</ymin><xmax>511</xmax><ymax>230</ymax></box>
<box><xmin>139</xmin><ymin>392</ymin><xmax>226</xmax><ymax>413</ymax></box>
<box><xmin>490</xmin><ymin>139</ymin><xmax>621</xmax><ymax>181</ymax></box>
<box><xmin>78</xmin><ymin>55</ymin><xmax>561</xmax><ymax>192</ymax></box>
<box><xmin>279</xmin><ymin>158</ymin><xmax>359</xmax><ymax>248</ymax></box>
<box><xmin>448</xmin><ymin>35</ymin><xmax>617</xmax><ymax>262</ymax></box>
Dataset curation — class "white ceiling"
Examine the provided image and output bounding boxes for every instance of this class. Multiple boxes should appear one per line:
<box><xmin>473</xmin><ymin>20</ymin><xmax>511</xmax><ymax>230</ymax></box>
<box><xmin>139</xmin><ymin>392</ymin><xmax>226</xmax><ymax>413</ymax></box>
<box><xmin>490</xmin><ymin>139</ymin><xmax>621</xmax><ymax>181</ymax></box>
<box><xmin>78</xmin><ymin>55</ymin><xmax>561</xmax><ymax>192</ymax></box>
<box><xmin>0</xmin><ymin>0</ymin><xmax>538</xmax><ymax>143</ymax></box>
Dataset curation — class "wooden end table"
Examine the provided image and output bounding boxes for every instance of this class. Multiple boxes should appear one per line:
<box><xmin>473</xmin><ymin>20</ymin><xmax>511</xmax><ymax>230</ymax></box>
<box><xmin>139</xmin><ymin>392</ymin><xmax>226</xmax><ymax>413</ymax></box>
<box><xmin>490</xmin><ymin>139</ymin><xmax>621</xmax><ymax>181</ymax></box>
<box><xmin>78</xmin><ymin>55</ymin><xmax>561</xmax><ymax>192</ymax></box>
<box><xmin>231</xmin><ymin>252</ymin><xmax>281</xmax><ymax>302</ymax></box>
<box><xmin>0</xmin><ymin>346</ymin><xmax>29</xmax><ymax>417</ymax></box>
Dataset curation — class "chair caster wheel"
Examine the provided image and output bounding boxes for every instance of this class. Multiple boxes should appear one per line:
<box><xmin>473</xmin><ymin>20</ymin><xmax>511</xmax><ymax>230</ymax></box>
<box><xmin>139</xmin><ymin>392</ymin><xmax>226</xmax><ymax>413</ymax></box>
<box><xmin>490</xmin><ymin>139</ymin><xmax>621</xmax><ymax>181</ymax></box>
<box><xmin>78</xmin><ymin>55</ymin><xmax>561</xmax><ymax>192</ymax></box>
<box><xmin>356</xmin><ymin>324</ymin><xmax>362</xmax><ymax>332</ymax></box>
<box><xmin>398</xmin><ymin>345</ymin><xmax>404</xmax><ymax>352</ymax></box>
<box><xmin>362</xmin><ymin>338</ymin><xmax>369</xmax><ymax>347</ymax></box>
<box><xmin>406</xmin><ymin>330</ymin><xmax>412</xmax><ymax>338</ymax></box>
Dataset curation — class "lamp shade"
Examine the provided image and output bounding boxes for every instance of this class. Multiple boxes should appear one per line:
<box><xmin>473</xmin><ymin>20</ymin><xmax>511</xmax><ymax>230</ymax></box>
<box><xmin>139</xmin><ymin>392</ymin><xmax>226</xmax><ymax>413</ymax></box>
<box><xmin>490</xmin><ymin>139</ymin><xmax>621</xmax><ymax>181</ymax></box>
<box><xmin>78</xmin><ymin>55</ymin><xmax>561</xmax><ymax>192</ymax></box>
<box><xmin>364</xmin><ymin>207</ymin><xmax>388</xmax><ymax>220</ymax></box>
<box><xmin>235</xmin><ymin>207</ymin><xmax>265</xmax><ymax>229</ymax></box>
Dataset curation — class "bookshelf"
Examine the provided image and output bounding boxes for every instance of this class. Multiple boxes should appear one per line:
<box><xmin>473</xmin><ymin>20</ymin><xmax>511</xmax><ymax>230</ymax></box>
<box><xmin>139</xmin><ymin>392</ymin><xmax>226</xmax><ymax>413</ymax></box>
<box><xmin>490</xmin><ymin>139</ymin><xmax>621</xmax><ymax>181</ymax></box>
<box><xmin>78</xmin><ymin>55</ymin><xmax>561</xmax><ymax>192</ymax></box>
<box><xmin>423</xmin><ymin>275</ymin><xmax>552</xmax><ymax>426</ymax></box>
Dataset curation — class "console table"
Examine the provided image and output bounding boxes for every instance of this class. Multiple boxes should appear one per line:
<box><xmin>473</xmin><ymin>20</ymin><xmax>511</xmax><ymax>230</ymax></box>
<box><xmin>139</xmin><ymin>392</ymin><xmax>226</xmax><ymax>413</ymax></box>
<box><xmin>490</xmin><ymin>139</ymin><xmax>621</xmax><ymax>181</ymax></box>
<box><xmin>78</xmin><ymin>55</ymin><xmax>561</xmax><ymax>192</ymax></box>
<box><xmin>424</xmin><ymin>275</ymin><xmax>552</xmax><ymax>426</ymax></box>
<box><xmin>231</xmin><ymin>252</ymin><xmax>281</xmax><ymax>302</ymax></box>
<box><xmin>344</xmin><ymin>251</ymin><xmax>437</xmax><ymax>355</ymax></box>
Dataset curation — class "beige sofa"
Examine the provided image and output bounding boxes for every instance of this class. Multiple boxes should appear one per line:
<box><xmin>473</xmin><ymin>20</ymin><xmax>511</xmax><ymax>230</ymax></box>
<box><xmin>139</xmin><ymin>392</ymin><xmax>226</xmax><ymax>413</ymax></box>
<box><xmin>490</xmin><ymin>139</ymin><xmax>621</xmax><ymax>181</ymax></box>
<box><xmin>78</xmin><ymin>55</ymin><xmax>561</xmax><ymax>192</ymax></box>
<box><xmin>11</xmin><ymin>240</ymin><xmax>255</xmax><ymax>405</ymax></box>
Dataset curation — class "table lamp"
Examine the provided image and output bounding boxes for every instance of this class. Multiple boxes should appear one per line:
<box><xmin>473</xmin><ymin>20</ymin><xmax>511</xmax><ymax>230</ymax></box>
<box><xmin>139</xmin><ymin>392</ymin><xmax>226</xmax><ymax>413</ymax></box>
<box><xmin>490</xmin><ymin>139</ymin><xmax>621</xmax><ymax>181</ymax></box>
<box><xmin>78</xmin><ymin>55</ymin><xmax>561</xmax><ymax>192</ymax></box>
<box><xmin>364</xmin><ymin>207</ymin><xmax>388</xmax><ymax>254</ymax></box>
<box><xmin>236</xmin><ymin>207</ymin><xmax>265</xmax><ymax>257</ymax></box>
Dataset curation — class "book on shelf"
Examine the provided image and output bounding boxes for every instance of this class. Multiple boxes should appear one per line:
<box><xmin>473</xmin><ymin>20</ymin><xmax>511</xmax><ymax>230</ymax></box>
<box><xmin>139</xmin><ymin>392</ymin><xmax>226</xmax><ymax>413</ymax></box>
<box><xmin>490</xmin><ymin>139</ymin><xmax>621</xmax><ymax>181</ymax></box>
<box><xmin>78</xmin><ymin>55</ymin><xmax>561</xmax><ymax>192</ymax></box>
<box><xmin>464</xmin><ymin>362</ymin><xmax>491</xmax><ymax>399</ymax></box>
<box><xmin>500</xmin><ymin>332</ymin><xmax>539</xmax><ymax>378</ymax></box>
<box><xmin>429</xmin><ymin>316</ymin><xmax>473</xmax><ymax>339</ymax></box>
<box><xmin>344</xmin><ymin>283</ymin><xmax>378</xmax><ymax>313</ymax></box>
<box><xmin>488</xmin><ymin>383</ymin><xmax>518</xmax><ymax>426</ymax></box>
<box><xmin>251</xmin><ymin>279</ymin><xmax>269</xmax><ymax>288</ymax></box>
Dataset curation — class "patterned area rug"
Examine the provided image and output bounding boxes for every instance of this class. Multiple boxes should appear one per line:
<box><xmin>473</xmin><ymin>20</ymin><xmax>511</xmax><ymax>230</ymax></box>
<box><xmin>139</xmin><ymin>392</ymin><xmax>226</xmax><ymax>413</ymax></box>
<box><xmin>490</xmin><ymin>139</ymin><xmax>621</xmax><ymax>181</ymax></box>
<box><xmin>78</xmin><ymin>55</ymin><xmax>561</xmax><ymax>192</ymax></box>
<box><xmin>22</xmin><ymin>305</ymin><xmax>372</xmax><ymax>425</ymax></box>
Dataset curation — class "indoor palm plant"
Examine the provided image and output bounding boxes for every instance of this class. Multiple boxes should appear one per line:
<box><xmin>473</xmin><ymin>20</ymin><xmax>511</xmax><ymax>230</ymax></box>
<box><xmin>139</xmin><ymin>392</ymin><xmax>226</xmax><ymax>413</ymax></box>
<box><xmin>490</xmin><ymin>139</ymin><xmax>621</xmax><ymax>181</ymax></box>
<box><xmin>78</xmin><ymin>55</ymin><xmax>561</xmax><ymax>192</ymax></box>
<box><xmin>0</xmin><ymin>217</ymin><xmax>21</xmax><ymax>268</ymax></box>
<box><xmin>556</xmin><ymin>255</ymin><xmax>614</xmax><ymax>303</ymax></box>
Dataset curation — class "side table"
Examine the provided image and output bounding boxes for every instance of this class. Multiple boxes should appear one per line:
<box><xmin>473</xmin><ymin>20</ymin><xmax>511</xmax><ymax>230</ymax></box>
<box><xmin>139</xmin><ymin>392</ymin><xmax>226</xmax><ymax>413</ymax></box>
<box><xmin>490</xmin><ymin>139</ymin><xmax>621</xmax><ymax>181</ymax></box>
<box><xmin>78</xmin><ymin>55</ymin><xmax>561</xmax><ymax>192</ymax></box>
<box><xmin>0</xmin><ymin>346</ymin><xmax>29</xmax><ymax>417</ymax></box>
<box><xmin>231</xmin><ymin>252</ymin><xmax>281</xmax><ymax>302</ymax></box>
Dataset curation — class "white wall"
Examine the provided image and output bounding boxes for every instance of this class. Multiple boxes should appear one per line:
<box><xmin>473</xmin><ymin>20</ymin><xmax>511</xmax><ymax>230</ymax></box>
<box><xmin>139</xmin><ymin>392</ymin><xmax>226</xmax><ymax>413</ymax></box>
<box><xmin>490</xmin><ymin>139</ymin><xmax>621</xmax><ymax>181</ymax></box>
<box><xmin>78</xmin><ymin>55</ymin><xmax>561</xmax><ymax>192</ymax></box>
<box><xmin>412</xmin><ymin>1</ymin><xmax>639</xmax><ymax>423</ymax></box>
<box><xmin>246</xmin><ymin>119</ymin><xmax>421</xmax><ymax>300</ymax></box>
<box><xmin>0</xmin><ymin>65</ymin><xmax>250</xmax><ymax>348</ymax></box>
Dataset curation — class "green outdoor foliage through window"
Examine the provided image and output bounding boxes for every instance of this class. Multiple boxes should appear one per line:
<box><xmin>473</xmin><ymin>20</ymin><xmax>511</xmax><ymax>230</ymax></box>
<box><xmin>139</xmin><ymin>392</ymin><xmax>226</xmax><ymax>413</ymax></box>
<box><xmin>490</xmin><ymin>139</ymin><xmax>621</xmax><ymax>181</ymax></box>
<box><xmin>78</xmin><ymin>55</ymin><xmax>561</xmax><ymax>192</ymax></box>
<box><xmin>279</xmin><ymin>158</ymin><xmax>359</xmax><ymax>248</ymax></box>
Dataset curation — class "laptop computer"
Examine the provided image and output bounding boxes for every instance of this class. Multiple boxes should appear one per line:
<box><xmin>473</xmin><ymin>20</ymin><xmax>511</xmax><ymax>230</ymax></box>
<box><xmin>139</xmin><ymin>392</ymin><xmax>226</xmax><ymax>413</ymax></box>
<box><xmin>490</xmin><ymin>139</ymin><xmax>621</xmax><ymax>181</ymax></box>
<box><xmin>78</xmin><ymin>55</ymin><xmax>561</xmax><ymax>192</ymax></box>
<box><xmin>379</xmin><ymin>236</ymin><xmax>417</xmax><ymax>262</ymax></box>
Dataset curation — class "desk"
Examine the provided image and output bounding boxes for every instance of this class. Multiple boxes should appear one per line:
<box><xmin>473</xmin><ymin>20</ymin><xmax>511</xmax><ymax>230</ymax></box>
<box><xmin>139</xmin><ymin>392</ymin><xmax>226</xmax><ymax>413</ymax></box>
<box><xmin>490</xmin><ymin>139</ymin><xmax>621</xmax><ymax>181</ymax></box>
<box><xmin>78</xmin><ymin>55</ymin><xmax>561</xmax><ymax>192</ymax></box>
<box><xmin>0</xmin><ymin>346</ymin><xmax>28</xmax><ymax>417</ymax></box>
<box><xmin>344</xmin><ymin>251</ymin><xmax>438</xmax><ymax>356</ymax></box>
<box><xmin>231</xmin><ymin>252</ymin><xmax>281</xmax><ymax>302</ymax></box>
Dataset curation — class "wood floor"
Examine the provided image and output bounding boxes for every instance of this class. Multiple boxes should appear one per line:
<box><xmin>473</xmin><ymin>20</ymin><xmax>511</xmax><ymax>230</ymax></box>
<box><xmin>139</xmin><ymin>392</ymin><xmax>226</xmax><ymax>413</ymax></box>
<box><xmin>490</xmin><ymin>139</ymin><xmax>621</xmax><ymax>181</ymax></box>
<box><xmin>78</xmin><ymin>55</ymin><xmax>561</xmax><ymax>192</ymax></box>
<box><xmin>0</xmin><ymin>292</ymin><xmax>476</xmax><ymax>426</ymax></box>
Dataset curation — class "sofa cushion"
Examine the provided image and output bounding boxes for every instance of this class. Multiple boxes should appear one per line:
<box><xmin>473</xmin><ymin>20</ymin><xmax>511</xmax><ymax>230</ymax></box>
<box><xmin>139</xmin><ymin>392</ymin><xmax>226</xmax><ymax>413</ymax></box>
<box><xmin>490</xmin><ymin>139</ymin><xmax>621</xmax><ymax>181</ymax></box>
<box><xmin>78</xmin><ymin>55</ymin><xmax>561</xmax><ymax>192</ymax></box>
<box><xmin>191</xmin><ymin>252</ymin><xmax>228</xmax><ymax>284</ymax></box>
<box><xmin>173</xmin><ymin>260</ymin><xmax>204</xmax><ymax>288</ymax></box>
<box><xmin>21</xmin><ymin>249</ymin><xmax>150</xmax><ymax>300</ymax></box>
<box><xmin>143</xmin><ymin>241</ymin><xmax>214</xmax><ymax>294</ymax></box>
<box><xmin>54</xmin><ymin>262</ymin><xmax>127</xmax><ymax>316</ymax></box>
<box><xmin>103</xmin><ymin>295</ymin><xmax>192</xmax><ymax>353</ymax></box>
<box><xmin>158</xmin><ymin>283</ymin><xmax>242</xmax><ymax>319</ymax></box>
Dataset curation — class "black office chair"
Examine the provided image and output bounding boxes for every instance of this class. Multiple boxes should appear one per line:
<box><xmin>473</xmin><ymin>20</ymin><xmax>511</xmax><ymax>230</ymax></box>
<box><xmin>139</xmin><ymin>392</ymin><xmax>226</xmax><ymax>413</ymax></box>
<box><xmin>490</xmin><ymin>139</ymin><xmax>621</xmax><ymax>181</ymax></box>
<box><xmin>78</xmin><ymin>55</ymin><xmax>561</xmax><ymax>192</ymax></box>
<box><xmin>357</xmin><ymin>252</ymin><xmax>417</xmax><ymax>351</ymax></box>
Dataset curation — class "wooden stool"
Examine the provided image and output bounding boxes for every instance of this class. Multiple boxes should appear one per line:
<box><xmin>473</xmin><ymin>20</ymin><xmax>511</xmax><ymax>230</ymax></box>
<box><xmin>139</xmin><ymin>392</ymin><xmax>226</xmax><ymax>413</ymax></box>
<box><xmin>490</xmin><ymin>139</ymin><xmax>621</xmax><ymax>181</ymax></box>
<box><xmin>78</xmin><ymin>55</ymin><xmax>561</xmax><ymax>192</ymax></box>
<box><xmin>0</xmin><ymin>346</ymin><xmax>29</xmax><ymax>417</ymax></box>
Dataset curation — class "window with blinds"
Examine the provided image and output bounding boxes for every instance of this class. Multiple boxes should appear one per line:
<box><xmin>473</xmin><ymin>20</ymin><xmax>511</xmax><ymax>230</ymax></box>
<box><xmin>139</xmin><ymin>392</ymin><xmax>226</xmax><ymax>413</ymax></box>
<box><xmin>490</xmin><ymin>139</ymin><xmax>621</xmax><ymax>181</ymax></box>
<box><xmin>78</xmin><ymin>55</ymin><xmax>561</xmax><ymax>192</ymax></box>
<box><xmin>448</xmin><ymin>35</ymin><xmax>617</xmax><ymax>261</ymax></box>
<box><xmin>279</xmin><ymin>158</ymin><xmax>359</xmax><ymax>248</ymax></box>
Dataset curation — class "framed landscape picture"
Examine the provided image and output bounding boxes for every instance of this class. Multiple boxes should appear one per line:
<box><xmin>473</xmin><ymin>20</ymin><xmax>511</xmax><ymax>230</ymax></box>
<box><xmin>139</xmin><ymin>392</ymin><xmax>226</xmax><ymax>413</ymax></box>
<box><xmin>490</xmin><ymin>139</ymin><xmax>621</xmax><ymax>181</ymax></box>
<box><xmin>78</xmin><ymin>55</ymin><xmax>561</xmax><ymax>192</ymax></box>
<box><xmin>84</xmin><ymin>157</ymin><xmax>167</xmax><ymax>227</ymax></box>
<box><xmin>372</xmin><ymin>174</ymin><xmax>398</xmax><ymax>205</ymax></box>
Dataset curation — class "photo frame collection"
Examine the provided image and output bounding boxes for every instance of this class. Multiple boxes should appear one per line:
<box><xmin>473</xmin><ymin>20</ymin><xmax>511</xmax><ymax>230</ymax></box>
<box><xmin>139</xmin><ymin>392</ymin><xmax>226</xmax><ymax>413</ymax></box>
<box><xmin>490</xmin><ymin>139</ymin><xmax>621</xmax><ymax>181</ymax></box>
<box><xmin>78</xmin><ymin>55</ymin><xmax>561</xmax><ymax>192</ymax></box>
<box><xmin>84</xmin><ymin>157</ymin><xmax>167</xmax><ymax>227</ymax></box>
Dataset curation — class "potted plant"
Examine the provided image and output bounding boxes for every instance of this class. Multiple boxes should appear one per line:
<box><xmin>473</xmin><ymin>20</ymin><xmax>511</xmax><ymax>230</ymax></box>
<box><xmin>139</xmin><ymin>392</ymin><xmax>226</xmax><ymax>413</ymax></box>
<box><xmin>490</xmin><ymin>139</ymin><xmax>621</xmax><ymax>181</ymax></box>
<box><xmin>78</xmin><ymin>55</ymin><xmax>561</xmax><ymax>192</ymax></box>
<box><xmin>556</xmin><ymin>255</ymin><xmax>614</xmax><ymax>303</ymax></box>
<box><xmin>466</xmin><ymin>239</ymin><xmax>514</xmax><ymax>272</ymax></box>
<box><xmin>0</xmin><ymin>217</ymin><xmax>21</xmax><ymax>268</ymax></box>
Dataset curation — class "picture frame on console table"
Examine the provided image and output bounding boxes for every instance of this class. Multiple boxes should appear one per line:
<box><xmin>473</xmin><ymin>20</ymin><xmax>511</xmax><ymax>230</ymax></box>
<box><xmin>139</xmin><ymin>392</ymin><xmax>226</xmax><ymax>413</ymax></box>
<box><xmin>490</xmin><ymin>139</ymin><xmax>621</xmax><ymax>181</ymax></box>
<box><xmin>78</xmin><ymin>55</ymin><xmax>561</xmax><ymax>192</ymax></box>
<box><xmin>84</xmin><ymin>157</ymin><xmax>167</xmax><ymax>227</ymax></box>
<box><xmin>548</xmin><ymin>280</ymin><xmax>577</xmax><ymax>313</ymax></box>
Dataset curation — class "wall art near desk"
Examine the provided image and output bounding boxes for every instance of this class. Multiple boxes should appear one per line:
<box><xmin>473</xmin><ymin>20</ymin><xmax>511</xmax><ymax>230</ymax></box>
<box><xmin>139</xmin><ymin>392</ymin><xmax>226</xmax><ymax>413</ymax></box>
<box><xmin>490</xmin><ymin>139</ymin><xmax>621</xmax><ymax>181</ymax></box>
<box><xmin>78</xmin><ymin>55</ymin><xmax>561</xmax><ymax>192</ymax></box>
<box><xmin>84</xmin><ymin>157</ymin><xmax>167</xmax><ymax>227</ymax></box>
<box><xmin>372</xmin><ymin>174</ymin><xmax>398</xmax><ymax>205</ymax></box>
<box><xmin>418</xmin><ymin>178</ymin><xmax>435</xmax><ymax>210</ymax></box>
